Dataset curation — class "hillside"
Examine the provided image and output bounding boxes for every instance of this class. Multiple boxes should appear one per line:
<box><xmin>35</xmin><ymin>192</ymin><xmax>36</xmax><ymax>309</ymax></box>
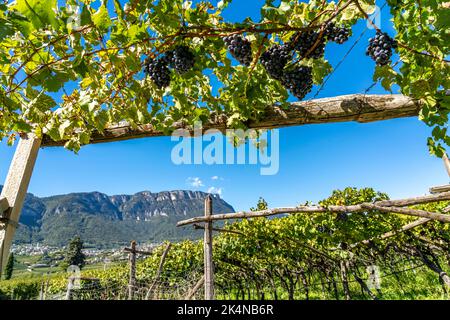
<box><xmin>0</xmin><ymin>186</ymin><xmax>234</xmax><ymax>247</ymax></box>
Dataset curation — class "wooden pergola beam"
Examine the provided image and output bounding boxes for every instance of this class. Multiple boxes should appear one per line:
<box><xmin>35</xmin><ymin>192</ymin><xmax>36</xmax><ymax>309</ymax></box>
<box><xmin>41</xmin><ymin>94</ymin><xmax>421</xmax><ymax>147</ymax></box>
<box><xmin>177</xmin><ymin>191</ymin><xmax>450</xmax><ymax>227</ymax></box>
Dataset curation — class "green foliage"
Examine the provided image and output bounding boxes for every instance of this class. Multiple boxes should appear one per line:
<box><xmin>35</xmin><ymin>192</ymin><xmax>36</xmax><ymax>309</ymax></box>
<box><xmin>0</xmin><ymin>0</ymin><xmax>447</xmax><ymax>154</ymax></box>
<box><xmin>3</xmin><ymin>253</ymin><xmax>14</xmax><ymax>280</ymax></box>
<box><xmin>386</xmin><ymin>0</ymin><xmax>450</xmax><ymax>156</ymax></box>
<box><xmin>0</xmin><ymin>277</ymin><xmax>41</xmax><ymax>300</ymax></box>
<box><xmin>2</xmin><ymin>188</ymin><xmax>449</xmax><ymax>300</ymax></box>
<box><xmin>62</xmin><ymin>236</ymin><xmax>86</xmax><ymax>270</ymax></box>
<box><xmin>250</xmin><ymin>197</ymin><xmax>269</xmax><ymax>211</ymax></box>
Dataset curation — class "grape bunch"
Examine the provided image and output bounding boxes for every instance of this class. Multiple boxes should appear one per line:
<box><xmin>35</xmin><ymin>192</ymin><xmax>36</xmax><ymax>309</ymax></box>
<box><xmin>224</xmin><ymin>34</ymin><xmax>253</xmax><ymax>66</ymax></box>
<box><xmin>281</xmin><ymin>66</ymin><xmax>313</xmax><ymax>100</ymax></box>
<box><xmin>290</xmin><ymin>31</ymin><xmax>325</xmax><ymax>59</ymax></box>
<box><xmin>366</xmin><ymin>31</ymin><xmax>397</xmax><ymax>66</ymax></box>
<box><xmin>324</xmin><ymin>23</ymin><xmax>350</xmax><ymax>44</ymax></box>
<box><xmin>144</xmin><ymin>57</ymin><xmax>171</xmax><ymax>89</ymax></box>
<box><xmin>260</xmin><ymin>44</ymin><xmax>292</xmax><ymax>80</ymax></box>
<box><xmin>144</xmin><ymin>45</ymin><xmax>196</xmax><ymax>88</ymax></box>
<box><xmin>171</xmin><ymin>45</ymin><xmax>195</xmax><ymax>74</ymax></box>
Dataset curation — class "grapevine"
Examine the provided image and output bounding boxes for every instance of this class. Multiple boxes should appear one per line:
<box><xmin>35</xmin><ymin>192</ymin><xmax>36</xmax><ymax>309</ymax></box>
<box><xmin>0</xmin><ymin>0</ymin><xmax>447</xmax><ymax>155</ymax></box>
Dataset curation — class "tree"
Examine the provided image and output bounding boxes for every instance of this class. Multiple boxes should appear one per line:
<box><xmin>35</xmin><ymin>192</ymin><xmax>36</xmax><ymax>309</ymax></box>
<box><xmin>3</xmin><ymin>253</ymin><xmax>14</xmax><ymax>280</ymax></box>
<box><xmin>0</xmin><ymin>1</ymin><xmax>447</xmax><ymax>155</ymax></box>
<box><xmin>63</xmin><ymin>236</ymin><xmax>86</xmax><ymax>270</ymax></box>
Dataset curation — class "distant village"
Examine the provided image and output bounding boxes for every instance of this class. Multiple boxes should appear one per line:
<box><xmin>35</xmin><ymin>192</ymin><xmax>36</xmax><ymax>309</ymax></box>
<box><xmin>10</xmin><ymin>242</ymin><xmax>160</xmax><ymax>272</ymax></box>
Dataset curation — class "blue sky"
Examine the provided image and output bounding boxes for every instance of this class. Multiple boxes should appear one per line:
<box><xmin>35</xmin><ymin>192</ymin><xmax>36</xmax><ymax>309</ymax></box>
<box><xmin>0</xmin><ymin>1</ymin><xmax>448</xmax><ymax>211</ymax></box>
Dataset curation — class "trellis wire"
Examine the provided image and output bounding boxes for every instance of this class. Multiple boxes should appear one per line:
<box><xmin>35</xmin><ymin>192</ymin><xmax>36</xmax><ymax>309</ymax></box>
<box><xmin>312</xmin><ymin>1</ymin><xmax>388</xmax><ymax>99</ymax></box>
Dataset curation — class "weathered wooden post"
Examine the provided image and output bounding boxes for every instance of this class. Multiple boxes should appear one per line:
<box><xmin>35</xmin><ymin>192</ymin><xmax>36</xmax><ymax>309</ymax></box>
<box><xmin>145</xmin><ymin>242</ymin><xmax>172</xmax><ymax>300</ymax></box>
<box><xmin>443</xmin><ymin>153</ymin><xmax>450</xmax><ymax>178</ymax></box>
<box><xmin>65</xmin><ymin>276</ymin><xmax>75</xmax><ymax>300</ymax></box>
<box><xmin>204</xmin><ymin>195</ymin><xmax>214</xmax><ymax>300</ymax></box>
<box><xmin>128</xmin><ymin>240</ymin><xmax>137</xmax><ymax>300</ymax></box>
<box><xmin>39</xmin><ymin>281</ymin><xmax>44</xmax><ymax>300</ymax></box>
<box><xmin>0</xmin><ymin>134</ymin><xmax>41</xmax><ymax>273</ymax></box>
<box><xmin>340</xmin><ymin>260</ymin><xmax>351</xmax><ymax>300</ymax></box>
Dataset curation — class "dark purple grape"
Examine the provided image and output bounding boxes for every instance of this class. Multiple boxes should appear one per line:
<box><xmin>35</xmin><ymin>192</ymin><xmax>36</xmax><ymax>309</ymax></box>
<box><xmin>324</xmin><ymin>23</ymin><xmax>350</xmax><ymax>44</ymax></box>
<box><xmin>281</xmin><ymin>66</ymin><xmax>313</xmax><ymax>100</ymax></box>
<box><xmin>260</xmin><ymin>44</ymin><xmax>292</xmax><ymax>80</ymax></box>
<box><xmin>224</xmin><ymin>34</ymin><xmax>253</xmax><ymax>66</ymax></box>
<box><xmin>171</xmin><ymin>45</ymin><xmax>195</xmax><ymax>74</ymax></box>
<box><xmin>144</xmin><ymin>56</ymin><xmax>171</xmax><ymax>89</ymax></box>
<box><xmin>289</xmin><ymin>31</ymin><xmax>325</xmax><ymax>59</ymax></box>
<box><xmin>366</xmin><ymin>31</ymin><xmax>397</xmax><ymax>66</ymax></box>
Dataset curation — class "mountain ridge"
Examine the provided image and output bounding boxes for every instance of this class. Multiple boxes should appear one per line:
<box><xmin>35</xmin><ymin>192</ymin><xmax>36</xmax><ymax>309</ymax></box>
<box><xmin>0</xmin><ymin>186</ymin><xmax>235</xmax><ymax>247</ymax></box>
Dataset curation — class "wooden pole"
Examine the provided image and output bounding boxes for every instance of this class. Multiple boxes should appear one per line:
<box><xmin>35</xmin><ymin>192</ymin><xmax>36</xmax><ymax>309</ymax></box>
<box><xmin>443</xmin><ymin>153</ymin><xmax>450</xmax><ymax>178</ymax></box>
<box><xmin>128</xmin><ymin>240</ymin><xmax>137</xmax><ymax>300</ymax></box>
<box><xmin>177</xmin><ymin>191</ymin><xmax>450</xmax><ymax>227</ymax></box>
<box><xmin>65</xmin><ymin>277</ymin><xmax>75</xmax><ymax>300</ymax></box>
<box><xmin>145</xmin><ymin>242</ymin><xmax>172</xmax><ymax>300</ymax></box>
<box><xmin>41</xmin><ymin>94</ymin><xmax>421</xmax><ymax>147</ymax></box>
<box><xmin>0</xmin><ymin>197</ymin><xmax>9</xmax><ymax>215</ymax></box>
<box><xmin>39</xmin><ymin>281</ymin><xmax>44</xmax><ymax>300</ymax></box>
<box><xmin>204</xmin><ymin>195</ymin><xmax>214</xmax><ymax>300</ymax></box>
<box><xmin>340</xmin><ymin>260</ymin><xmax>351</xmax><ymax>300</ymax></box>
<box><xmin>0</xmin><ymin>134</ymin><xmax>41</xmax><ymax>273</ymax></box>
<box><xmin>185</xmin><ymin>275</ymin><xmax>205</xmax><ymax>300</ymax></box>
<box><xmin>44</xmin><ymin>278</ymin><xmax>49</xmax><ymax>300</ymax></box>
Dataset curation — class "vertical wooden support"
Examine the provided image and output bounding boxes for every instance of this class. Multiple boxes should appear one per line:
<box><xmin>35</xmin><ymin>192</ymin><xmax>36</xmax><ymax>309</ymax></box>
<box><xmin>65</xmin><ymin>277</ymin><xmax>75</xmax><ymax>300</ymax></box>
<box><xmin>204</xmin><ymin>195</ymin><xmax>214</xmax><ymax>300</ymax></box>
<box><xmin>443</xmin><ymin>153</ymin><xmax>450</xmax><ymax>178</ymax></box>
<box><xmin>128</xmin><ymin>240</ymin><xmax>137</xmax><ymax>300</ymax></box>
<box><xmin>0</xmin><ymin>134</ymin><xmax>41</xmax><ymax>273</ymax></box>
<box><xmin>39</xmin><ymin>281</ymin><xmax>44</xmax><ymax>300</ymax></box>
<box><xmin>145</xmin><ymin>242</ymin><xmax>172</xmax><ymax>300</ymax></box>
<box><xmin>340</xmin><ymin>260</ymin><xmax>351</xmax><ymax>300</ymax></box>
<box><xmin>185</xmin><ymin>275</ymin><xmax>205</xmax><ymax>300</ymax></box>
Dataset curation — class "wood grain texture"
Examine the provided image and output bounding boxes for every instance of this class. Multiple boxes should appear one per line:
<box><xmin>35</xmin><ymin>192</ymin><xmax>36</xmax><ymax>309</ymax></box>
<box><xmin>429</xmin><ymin>184</ymin><xmax>450</xmax><ymax>194</ymax></box>
<box><xmin>0</xmin><ymin>134</ymin><xmax>41</xmax><ymax>272</ymax></box>
<box><xmin>204</xmin><ymin>195</ymin><xmax>215</xmax><ymax>300</ymax></box>
<box><xmin>0</xmin><ymin>197</ymin><xmax>9</xmax><ymax>216</ymax></box>
<box><xmin>41</xmin><ymin>94</ymin><xmax>421</xmax><ymax>147</ymax></box>
<box><xmin>177</xmin><ymin>192</ymin><xmax>450</xmax><ymax>226</ymax></box>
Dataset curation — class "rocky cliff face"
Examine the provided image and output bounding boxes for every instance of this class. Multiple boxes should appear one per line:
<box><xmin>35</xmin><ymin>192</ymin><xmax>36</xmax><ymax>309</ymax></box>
<box><xmin>0</xmin><ymin>186</ymin><xmax>234</xmax><ymax>247</ymax></box>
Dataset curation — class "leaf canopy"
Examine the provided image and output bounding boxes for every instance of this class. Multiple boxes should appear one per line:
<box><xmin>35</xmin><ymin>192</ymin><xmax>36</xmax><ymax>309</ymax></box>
<box><xmin>0</xmin><ymin>0</ymin><xmax>448</xmax><ymax>153</ymax></box>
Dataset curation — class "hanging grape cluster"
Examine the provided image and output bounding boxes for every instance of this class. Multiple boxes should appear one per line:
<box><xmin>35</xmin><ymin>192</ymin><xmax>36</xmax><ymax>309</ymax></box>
<box><xmin>224</xmin><ymin>35</ymin><xmax>253</xmax><ymax>66</ymax></box>
<box><xmin>366</xmin><ymin>31</ymin><xmax>397</xmax><ymax>66</ymax></box>
<box><xmin>324</xmin><ymin>23</ymin><xmax>351</xmax><ymax>44</ymax></box>
<box><xmin>145</xmin><ymin>23</ymin><xmax>357</xmax><ymax>99</ymax></box>
<box><xmin>290</xmin><ymin>31</ymin><xmax>326</xmax><ymax>59</ymax></box>
<box><xmin>260</xmin><ymin>44</ymin><xmax>292</xmax><ymax>80</ymax></box>
<box><xmin>257</xmin><ymin>25</ymin><xmax>351</xmax><ymax>100</ymax></box>
<box><xmin>144</xmin><ymin>57</ymin><xmax>172</xmax><ymax>89</ymax></box>
<box><xmin>281</xmin><ymin>66</ymin><xmax>313</xmax><ymax>100</ymax></box>
<box><xmin>144</xmin><ymin>45</ymin><xmax>196</xmax><ymax>88</ymax></box>
<box><xmin>171</xmin><ymin>45</ymin><xmax>196</xmax><ymax>74</ymax></box>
